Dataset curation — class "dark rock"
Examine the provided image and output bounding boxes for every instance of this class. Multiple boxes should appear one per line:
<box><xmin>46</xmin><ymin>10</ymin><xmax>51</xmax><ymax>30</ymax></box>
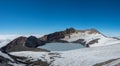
<box><xmin>0</xmin><ymin>49</ymin><xmax>16</xmax><ymax>66</ymax></box>
<box><xmin>47</xmin><ymin>32</ymin><xmax>65</xmax><ymax>42</ymax></box>
<box><xmin>25</xmin><ymin>36</ymin><xmax>45</xmax><ymax>48</ymax></box>
<box><xmin>1</xmin><ymin>36</ymin><xmax>27</xmax><ymax>52</ymax></box>
<box><xmin>24</xmin><ymin>60</ymin><xmax>49</xmax><ymax>66</ymax></box>
<box><xmin>52</xmin><ymin>40</ymin><xmax>68</xmax><ymax>43</ymax></box>
<box><xmin>87</xmin><ymin>38</ymin><xmax>100</xmax><ymax>45</ymax></box>
<box><xmin>2</xmin><ymin>36</ymin><xmax>48</xmax><ymax>52</ymax></box>
<box><xmin>72</xmin><ymin>39</ymin><xmax>87</xmax><ymax>46</ymax></box>
<box><xmin>65</xmin><ymin>28</ymin><xmax>76</xmax><ymax>34</ymax></box>
<box><xmin>39</xmin><ymin>28</ymin><xmax>102</xmax><ymax>47</ymax></box>
<box><xmin>0</xmin><ymin>56</ymin><xmax>13</xmax><ymax>66</ymax></box>
<box><xmin>87</xmin><ymin>28</ymin><xmax>101</xmax><ymax>34</ymax></box>
<box><xmin>39</xmin><ymin>28</ymin><xmax>76</xmax><ymax>43</ymax></box>
<box><xmin>72</xmin><ymin>39</ymin><xmax>85</xmax><ymax>44</ymax></box>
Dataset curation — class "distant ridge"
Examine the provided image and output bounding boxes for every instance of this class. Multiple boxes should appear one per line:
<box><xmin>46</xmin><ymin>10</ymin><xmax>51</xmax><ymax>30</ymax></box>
<box><xmin>2</xmin><ymin>28</ymin><xmax>120</xmax><ymax>52</ymax></box>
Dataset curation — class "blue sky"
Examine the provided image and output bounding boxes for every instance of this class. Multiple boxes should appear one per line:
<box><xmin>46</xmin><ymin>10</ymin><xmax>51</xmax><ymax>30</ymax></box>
<box><xmin>0</xmin><ymin>0</ymin><xmax>120</xmax><ymax>36</ymax></box>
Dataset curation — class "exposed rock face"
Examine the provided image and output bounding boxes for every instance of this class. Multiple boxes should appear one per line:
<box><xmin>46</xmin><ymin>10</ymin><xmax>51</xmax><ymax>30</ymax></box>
<box><xmin>87</xmin><ymin>38</ymin><xmax>100</xmax><ymax>45</ymax></box>
<box><xmin>2</xmin><ymin>36</ymin><xmax>48</xmax><ymax>52</ymax></box>
<box><xmin>2</xmin><ymin>36</ymin><xmax>26</xmax><ymax>52</ymax></box>
<box><xmin>86</xmin><ymin>28</ymin><xmax>100</xmax><ymax>34</ymax></box>
<box><xmin>3</xmin><ymin>27</ymin><xmax>117</xmax><ymax>52</ymax></box>
<box><xmin>0</xmin><ymin>56</ymin><xmax>11</xmax><ymax>66</ymax></box>
<box><xmin>4</xmin><ymin>28</ymin><xmax>101</xmax><ymax>51</ymax></box>
<box><xmin>40</xmin><ymin>28</ymin><xmax>76</xmax><ymax>43</ymax></box>
<box><xmin>39</xmin><ymin>28</ymin><xmax>103</xmax><ymax>47</ymax></box>
<box><xmin>65</xmin><ymin>28</ymin><xmax>76</xmax><ymax>34</ymax></box>
<box><xmin>72</xmin><ymin>39</ymin><xmax>85</xmax><ymax>44</ymax></box>
<box><xmin>25</xmin><ymin>36</ymin><xmax>45</xmax><ymax>48</ymax></box>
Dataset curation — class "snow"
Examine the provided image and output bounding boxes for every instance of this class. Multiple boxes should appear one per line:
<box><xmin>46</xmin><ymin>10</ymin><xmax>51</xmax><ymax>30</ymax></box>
<box><xmin>90</xmin><ymin>37</ymin><xmax>120</xmax><ymax>47</ymax></box>
<box><xmin>0</xmin><ymin>51</ymin><xmax>15</xmax><ymax>62</ymax></box>
<box><xmin>102</xmin><ymin>59</ymin><xmax>120</xmax><ymax>66</ymax></box>
<box><xmin>10</xmin><ymin>51</ymin><xmax>55</xmax><ymax>63</ymax></box>
<box><xmin>61</xmin><ymin>31</ymin><xmax>103</xmax><ymax>42</ymax></box>
<box><xmin>8</xmin><ymin>62</ymin><xmax>25</xmax><ymax>66</ymax></box>
<box><xmin>61</xmin><ymin>31</ymin><xmax>120</xmax><ymax>47</ymax></box>
<box><xmin>10</xmin><ymin>43</ymin><xmax>120</xmax><ymax>66</ymax></box>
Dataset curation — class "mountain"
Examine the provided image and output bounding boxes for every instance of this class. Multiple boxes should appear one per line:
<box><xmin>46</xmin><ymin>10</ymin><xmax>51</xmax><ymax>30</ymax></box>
<box><xmin>25</xmin><ymin>36</ymin><xmax>45</xmax><ymax>48</ymax></box>
<box><xmin>39</xmin><ymin>28</ymin><xmax>76</xmax><ymax>43</ymax></box>
<box><xmin>0</xmin><ymin>28</ymin><xmax>120</xmax><ymax>66</ymax></box>
<box><xmin>1</xmin><ymin>36</ymin><xmax>48</xmax><ymax>52</ymax></box>
<box><xmin>2</xmin><ymin>28</ymin><xmax>120</xmax><ymax>52</ymax></box>
<box><xmin>39</xmin><ymin>28</ymin><xmax>120</xmax><ymax>47</ymax></box>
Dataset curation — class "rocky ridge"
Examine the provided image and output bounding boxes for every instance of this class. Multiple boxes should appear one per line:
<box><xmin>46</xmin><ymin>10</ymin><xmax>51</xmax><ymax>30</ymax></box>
<box><xmin>1</xmin><ymin>36</ymin><xmax>48</xmax><ymax>52</ymax></box>
<box><xmin>2</xmin><ymin>28</ymin><xmax>120</xmax><ymax>52</ymax></box>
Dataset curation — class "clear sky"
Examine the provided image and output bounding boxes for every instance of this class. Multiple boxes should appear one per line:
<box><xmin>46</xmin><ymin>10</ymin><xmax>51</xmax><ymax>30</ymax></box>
<box><xmin>0</xmin><ymin>0</ymin><xmax>120</xmax><ymax>36</ymax></box>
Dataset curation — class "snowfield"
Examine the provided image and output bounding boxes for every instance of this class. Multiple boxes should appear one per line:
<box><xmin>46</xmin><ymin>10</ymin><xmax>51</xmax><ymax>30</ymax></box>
<box><xmin>0</xmin><ymin>51</ymin><xmax>15</xmax><ymax>62</ymax></box>
<box><xmin>61</xmin><ymin>31</ymin><xmax>120</xmax><ymax>47</ymax></box>
<box><xmin>11</xmin><ymin>43</ymin><xmax>120</xmax><ymax>66</ymax></box>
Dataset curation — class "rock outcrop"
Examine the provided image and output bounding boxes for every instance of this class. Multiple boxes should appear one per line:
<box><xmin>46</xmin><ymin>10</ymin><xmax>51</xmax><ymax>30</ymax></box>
<box><xmin>2</xmin><ymin>36</ymin><xmax>48</xmax><ymax>52</ymax></box>
<box><xmin>40</xmin><ymin>28</ymin><xmax>76</xmax><ymax>43</ymax></box>
<box><xmin>39</xmin><ymin>28</ymin><xmax>103</xmax><ymax>47</ymax></box>
<box><xmin>3</xmin><ymin>28</ymin><xmax>120</xmax><ymax>52</ymax></box>
<box><xmin>25</xmin><ymin>36</ymin><xmax>45</xmax><ymax>48</ymax></box>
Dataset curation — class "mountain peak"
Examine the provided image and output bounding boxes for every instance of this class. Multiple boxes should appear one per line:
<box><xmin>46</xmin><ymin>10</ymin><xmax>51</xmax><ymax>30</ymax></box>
<box><xmin>65</xmin><ymin>28</ymin><xmax>76</xmax><ymax>34</ymax></box>
<box><xmin>86</xmin><ymin>28</ymin><xmax>100</xmax><ymax>34</ymax></box>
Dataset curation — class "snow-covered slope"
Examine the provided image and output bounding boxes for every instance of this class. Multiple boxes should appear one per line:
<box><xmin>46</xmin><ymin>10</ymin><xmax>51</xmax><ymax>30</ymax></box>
<box><xmin>0</xmin><ymin>51</ymin><xmax>14</xmax><ymax>62</ymax></box>
<box><xmin>10</xmin><ymin>43</ymin><xmax>120</xmax><ymax>66</ymax></box>
<box><xmin>0</xmin><ymin>49</ymin><xmax>25</xmax><ymax>66</ymax></box>
<box><xmin>61</xmin><ymin>29</ymin><xmax>120</xmax><ymax>47</ymax></box>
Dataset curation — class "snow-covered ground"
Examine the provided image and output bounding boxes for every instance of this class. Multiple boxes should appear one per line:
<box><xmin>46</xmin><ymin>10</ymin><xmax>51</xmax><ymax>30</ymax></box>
<box><xmin>102</xmin><ymin>59</ymin><xmax>120</xmax><ymax>66</ymax></box>
<box><xmin>11</xmin><ymin>43</ymin><xmax>120</xmax><ymax>66</ymax></box>
<box><xmin>61</xmin><ymin>31</ymin><xmax>120</xmax><ymax>47</ymax></box>
<box><xmin>0</xmin><ymin>50</ymin><xmax>26</xmax><ymax>66</ymax></box>
<box><xmin>0</xmin><ymin>51</ymin><xmax>15</xmax><ymax>62</ymax></box>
